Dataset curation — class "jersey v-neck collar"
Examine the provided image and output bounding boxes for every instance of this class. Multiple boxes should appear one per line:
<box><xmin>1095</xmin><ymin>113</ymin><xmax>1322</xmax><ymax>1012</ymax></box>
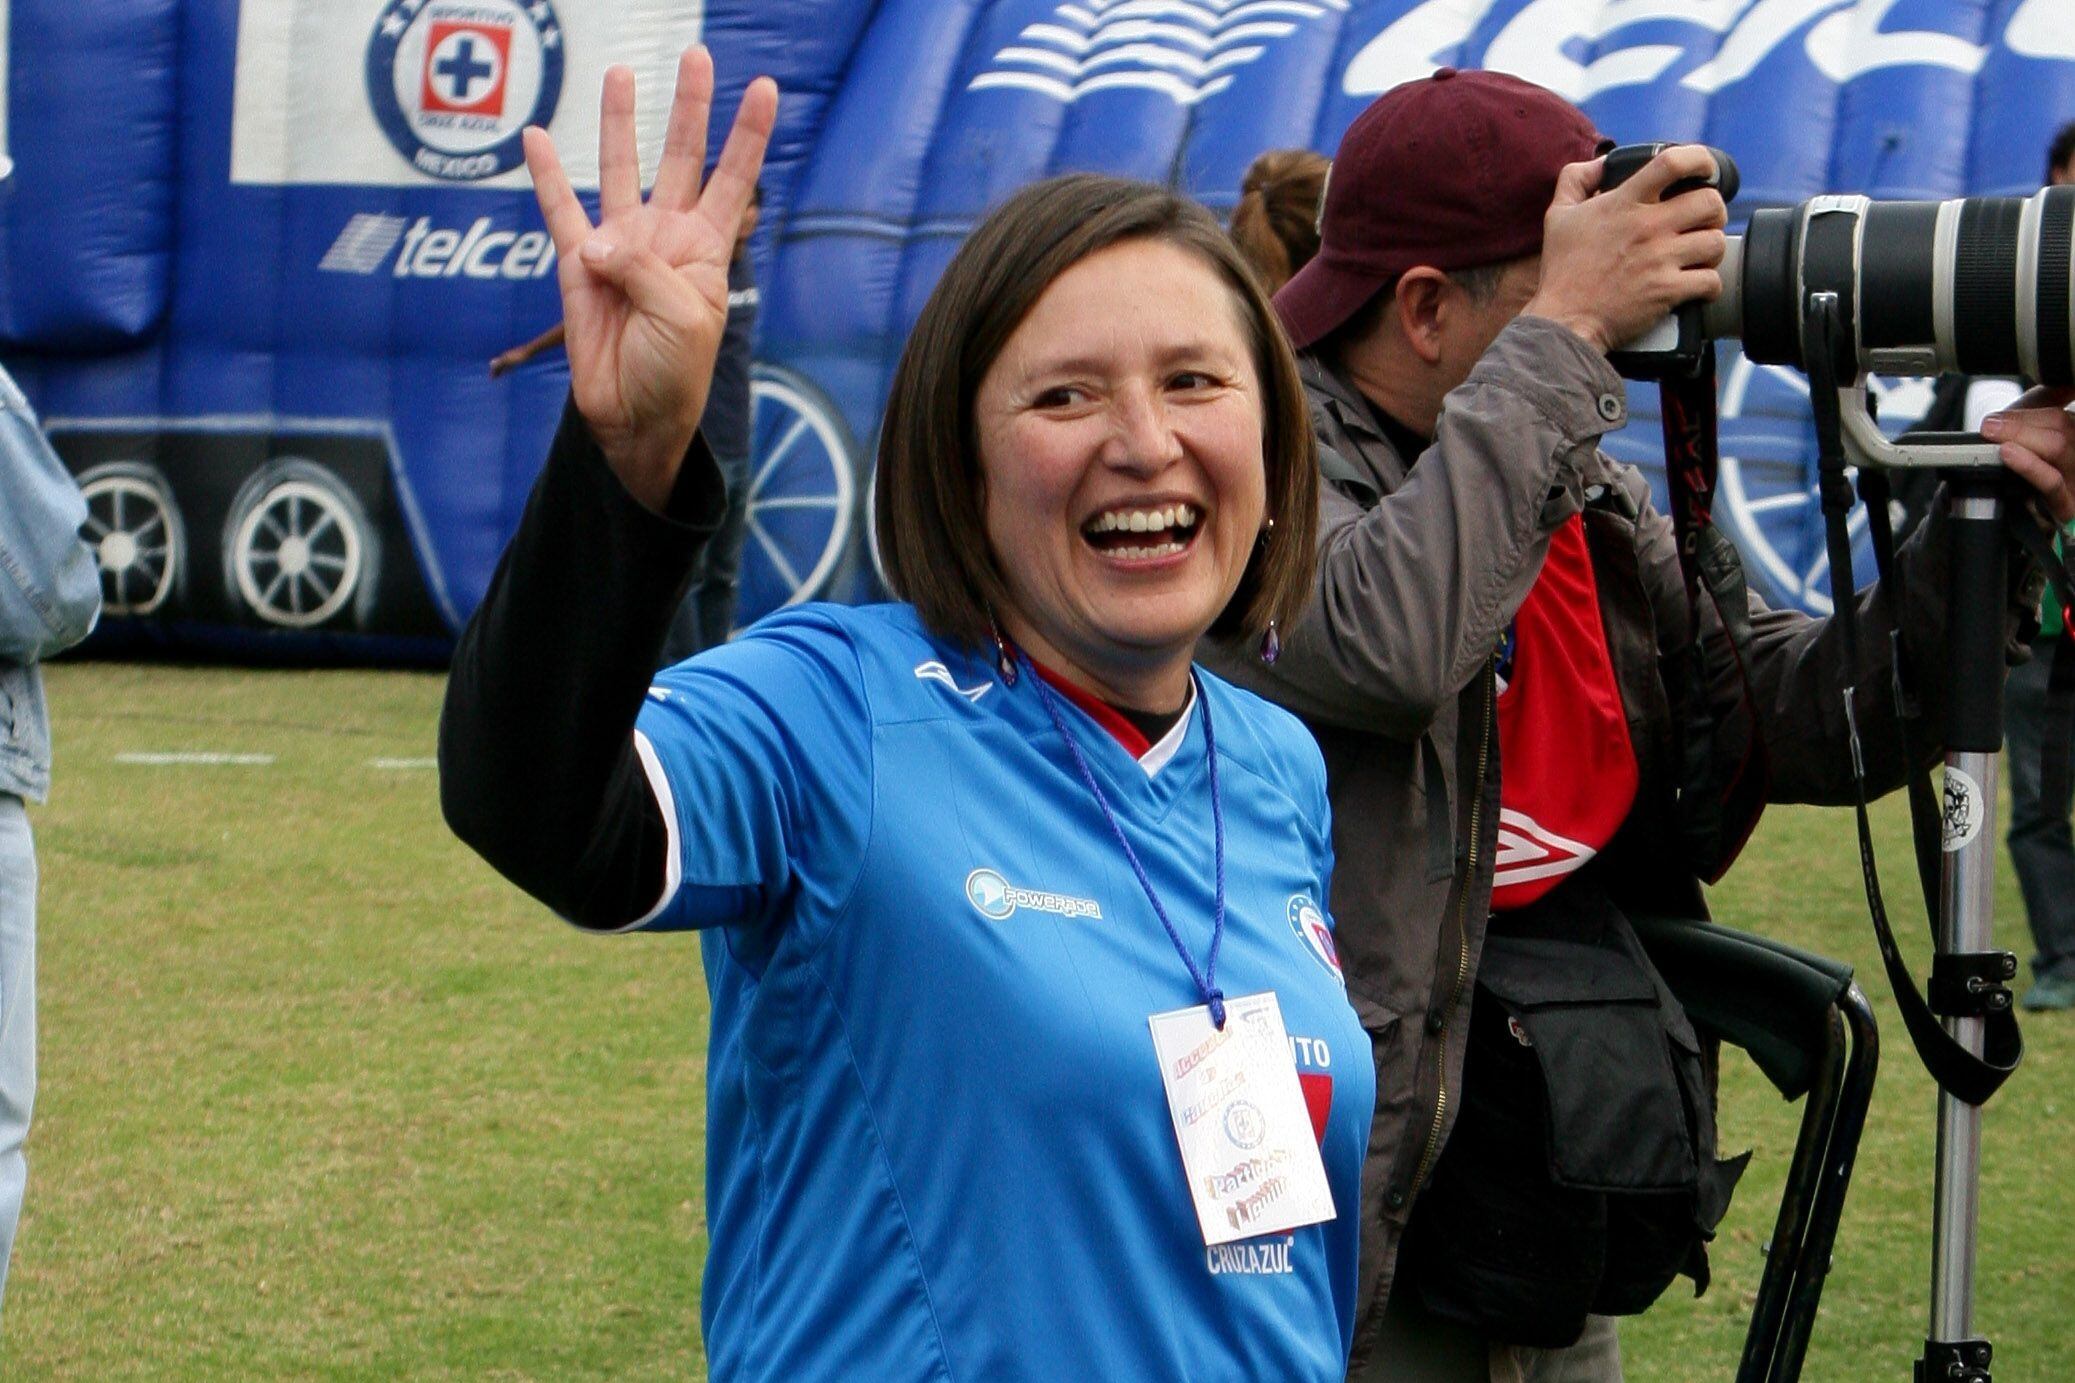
<box><xmin>1028</xmin><ymin>659</ymin><xmax>1198</xmax><ymax>777</ymax></box>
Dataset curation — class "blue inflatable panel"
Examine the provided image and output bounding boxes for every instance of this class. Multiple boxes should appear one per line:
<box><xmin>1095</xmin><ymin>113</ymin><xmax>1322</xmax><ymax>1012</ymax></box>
<box><xmin>1576</xmin><ymin>12</ymin><xmax>1728</xmax><ymax>147</ymax></box>
<box><xmin>4</xmin><ymin>0</ymin><xmax>2074</xmax><ymax>660</ymax></box>
<box><xmin>1974</xmin><ymin>1</ymin><xmax>2075</xmax><ymax>193</ymax></box>
<box><xmin>1824</xmin><ymin>1</ymin><xmax>1992</xmax><ymax>199</ymax></box>
<box><xmin>0</xmin><ymin>0</ymin><xmax>181</xmax><ymax>348</ymax></box>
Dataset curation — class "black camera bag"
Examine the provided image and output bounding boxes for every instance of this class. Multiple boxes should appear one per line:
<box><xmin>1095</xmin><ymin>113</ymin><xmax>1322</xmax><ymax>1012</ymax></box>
<box><xmin>1401</xmin><ymin>881</ymin><xmax>1747</xmax><ymax>1348</ymax></box>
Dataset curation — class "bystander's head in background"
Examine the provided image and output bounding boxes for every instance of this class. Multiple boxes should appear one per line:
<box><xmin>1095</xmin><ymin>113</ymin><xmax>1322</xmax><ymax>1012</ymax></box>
<box><xmin>1228</xmin><ymin>148</ymin><xmax>1329</xmax><ymax>296</ymax></box>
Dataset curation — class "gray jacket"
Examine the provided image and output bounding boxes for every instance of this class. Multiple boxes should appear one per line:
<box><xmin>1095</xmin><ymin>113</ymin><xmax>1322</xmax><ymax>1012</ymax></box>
<box><xmin>1205</xmin><ymin>316</ymin><xmax>1955</xmax><ymax>1365</ymax></box>
<box><xmin>0</xmin><ymin>366</ymin><xmax>100</xmax><ymax>802</ymax></box>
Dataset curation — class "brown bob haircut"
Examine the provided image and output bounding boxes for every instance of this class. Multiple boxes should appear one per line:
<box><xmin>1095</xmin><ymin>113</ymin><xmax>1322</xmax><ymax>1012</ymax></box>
<box><xmin>874</xmin><ymin>172</ymin><xmax>1317</xmax><ymax>651</ymax></box>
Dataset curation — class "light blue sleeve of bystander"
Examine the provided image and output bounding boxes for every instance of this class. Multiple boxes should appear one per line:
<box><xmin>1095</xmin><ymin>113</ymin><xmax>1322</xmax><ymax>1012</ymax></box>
<box><xmin>0</xmin><ymin>368</ymin><xmax>98</xmax><ymax>664</ymax></box>
<box><xmin>0</xmin><ymin>361</ymin><xmax>98</xmax><ymax>1316</ymax></box>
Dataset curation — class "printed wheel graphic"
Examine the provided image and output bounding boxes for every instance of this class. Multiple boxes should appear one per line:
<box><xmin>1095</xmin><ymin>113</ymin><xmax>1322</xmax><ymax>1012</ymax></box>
<box><xmin>1715</xmin><ymin>349</ymin><xmax>1938</xmax><ymax>617</ymax></box>
<box><xmin>222</xmin><ymin>459</ymin><xmax>378</xmax><ymax>629</ymax></box>
<box><xmin>77</xmin><ymin>461</ymin><xmax>185</xmax><ymax>616</ymax></box>
<box><xmin>740</xmin><ymin>364</ymin><xmax>857</xmax><ymax>624</ymax></box>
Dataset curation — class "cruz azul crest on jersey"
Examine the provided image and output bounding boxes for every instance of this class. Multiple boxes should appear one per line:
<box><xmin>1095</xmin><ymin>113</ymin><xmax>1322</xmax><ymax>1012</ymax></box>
<box><xmin>1286</xmin><ymin>895</ymin><xmax>1341</xmax><ymax>983</ymax></box>
<box><xmin>365</xmin><ymin>0</ymin><xmax>565</xmax><ymax>182</ymax></box>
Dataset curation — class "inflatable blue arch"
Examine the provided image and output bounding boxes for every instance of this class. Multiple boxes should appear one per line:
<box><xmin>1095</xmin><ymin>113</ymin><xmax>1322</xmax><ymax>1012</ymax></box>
<box><xmin>3</xmin><ymin>0</ymin><xmax>2072</xmax><ymax>657</ymax></box>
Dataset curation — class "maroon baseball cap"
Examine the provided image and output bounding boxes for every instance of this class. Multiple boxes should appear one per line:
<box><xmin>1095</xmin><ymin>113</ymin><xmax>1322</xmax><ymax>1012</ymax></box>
<box><xmin>1274</xmin><ymin>67</ymin><xmax>1605</xmax><ymax>350</ymax></box>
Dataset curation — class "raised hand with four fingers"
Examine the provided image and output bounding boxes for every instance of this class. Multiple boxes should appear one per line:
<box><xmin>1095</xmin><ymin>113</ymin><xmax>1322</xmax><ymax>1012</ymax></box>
<box><xmin>523</xmin><ymin>47</ymin><xmax>777</xmax><ymax>511</ymax></box>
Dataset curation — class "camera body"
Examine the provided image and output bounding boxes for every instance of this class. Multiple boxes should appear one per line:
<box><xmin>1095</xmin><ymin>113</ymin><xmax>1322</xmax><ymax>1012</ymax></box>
<box><xmin>1600</xmin><ymin>142</ymin><xmax>1739</xmax><ymax>381</ymax></box>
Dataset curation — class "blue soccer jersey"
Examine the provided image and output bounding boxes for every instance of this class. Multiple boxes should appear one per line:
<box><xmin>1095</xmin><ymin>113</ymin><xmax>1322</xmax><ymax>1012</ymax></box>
<box><xmin>630</xmin><ymin>603</ymin><xmax>1373</xmax><ymax>1381</ymax></box>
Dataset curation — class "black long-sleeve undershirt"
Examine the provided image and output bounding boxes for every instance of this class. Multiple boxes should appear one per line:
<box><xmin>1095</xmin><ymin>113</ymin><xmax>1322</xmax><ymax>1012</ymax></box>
<box><xmin>438</xmin><ymin>404</ymin><xmax>727</xmax><ymax>929</ymax></box>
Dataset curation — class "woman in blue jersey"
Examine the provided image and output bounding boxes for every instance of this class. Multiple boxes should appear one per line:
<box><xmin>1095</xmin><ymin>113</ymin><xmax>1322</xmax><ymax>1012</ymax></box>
<box><xmin>440</xmin><ymin>49</ymin><xmax>1375</xmax><ymax>1380</ymax></box>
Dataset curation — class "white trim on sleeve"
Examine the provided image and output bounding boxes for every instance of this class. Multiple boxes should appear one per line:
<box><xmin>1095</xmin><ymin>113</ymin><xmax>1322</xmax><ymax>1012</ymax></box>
<box><xmin>614</xmin><ymin>728</ymin><xmax>682</xmax><ymax>931</ymax></box>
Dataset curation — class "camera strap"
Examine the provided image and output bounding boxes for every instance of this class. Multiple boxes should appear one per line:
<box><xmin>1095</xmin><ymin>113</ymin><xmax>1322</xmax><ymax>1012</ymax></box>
<box><xmin>1855</xmin><ymin>469</ymin><xmax>1943</xmax><ymax>921</ymax></box>
<box><xmin>1659</xmin><ymin>351</ymin><xmax>1770</xmax><ymax>881</ymax></box>
<box><xmin>1808</xmin><ymin>306</ymin><xmax>2021</xmax><ymax>1107</ymax></box>
<box><xmin>1660</xmin><ymin>357</ymin><xmax>1717</xmax><ymax>617</ymax></box>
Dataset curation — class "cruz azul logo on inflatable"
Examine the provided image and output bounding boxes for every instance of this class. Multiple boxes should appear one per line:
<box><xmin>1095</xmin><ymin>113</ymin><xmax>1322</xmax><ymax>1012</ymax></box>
<box><xmin>365</xmin><ymin>0</ymin><xmax>565</xmax><ymax>182</ymax></box>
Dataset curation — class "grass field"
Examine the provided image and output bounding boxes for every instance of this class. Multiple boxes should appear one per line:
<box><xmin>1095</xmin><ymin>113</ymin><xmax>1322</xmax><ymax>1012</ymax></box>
<box><xmin>6</xmin><ymin>662</ymin><xmax>2072</xmax><ymax>1378</ymax></box>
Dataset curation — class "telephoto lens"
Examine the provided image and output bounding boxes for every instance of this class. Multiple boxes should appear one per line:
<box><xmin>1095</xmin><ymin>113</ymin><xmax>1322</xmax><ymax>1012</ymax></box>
<box><xmin>1723</xmin><ymin>186</ymin><xmax>2075</xmax><ymax>388</ymax></box>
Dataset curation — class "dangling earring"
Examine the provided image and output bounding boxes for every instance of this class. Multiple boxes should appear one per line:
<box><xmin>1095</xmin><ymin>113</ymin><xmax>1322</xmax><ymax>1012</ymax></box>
<box><xmin>1256</xmin><ymin>518</ymin><xmax>1280</xmax><ymax>664</ymax></box>
<box><xmin>989</xmin><ymin>614</ymin><xmax>1018</xmax><ymax>685</ymax></box>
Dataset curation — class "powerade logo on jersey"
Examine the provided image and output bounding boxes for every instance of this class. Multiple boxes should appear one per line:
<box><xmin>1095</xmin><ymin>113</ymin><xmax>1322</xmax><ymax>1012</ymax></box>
<box><xmin>366</xmin><ymin>0</ymin><xmax>564</xmax><ymax>182</ymax></box>
<box><xmin>1286</xmin><ymin>895</ymin><xmax>1342</xmax><ymax>984</ymax></box>
<box><xmin>964</xmin><ymin>868</ymin><xmax>1102</xmax><ymax>922</ymax></box>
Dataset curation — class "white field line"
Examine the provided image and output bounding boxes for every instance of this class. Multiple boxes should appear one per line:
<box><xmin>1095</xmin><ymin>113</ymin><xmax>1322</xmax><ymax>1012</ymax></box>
<box><xmin>115</xmin><ymin>753</ymin><xmax>436</xmax><ymax>769</ymax></box>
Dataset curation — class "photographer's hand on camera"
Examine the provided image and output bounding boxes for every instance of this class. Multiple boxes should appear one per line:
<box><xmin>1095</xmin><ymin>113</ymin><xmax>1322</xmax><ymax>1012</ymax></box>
<box><xmin>523</xmin><ymin>51</ymin><xmax>777</xmax><ymax>512</ymax></box>
<box><xmin>1524</xmin><ymin>145</ymin><xmax>1727</xmax><ymax>355</ymax></box>
<box><xmin>1982</xmin><ymin>387</ymin><xmax>2075</xmax><ymax>524</ymax></box>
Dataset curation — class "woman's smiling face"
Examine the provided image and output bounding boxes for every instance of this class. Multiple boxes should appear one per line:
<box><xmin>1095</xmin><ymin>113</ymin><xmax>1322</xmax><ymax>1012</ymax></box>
<box><xmin>973</xmin><ymin>236</ymin><xmax>1269</xmax><ymax>709</ymax></box>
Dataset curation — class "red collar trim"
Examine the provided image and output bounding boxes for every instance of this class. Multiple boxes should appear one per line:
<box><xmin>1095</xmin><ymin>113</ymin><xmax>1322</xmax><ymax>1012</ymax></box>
<box><xmin>1028</xmin><ymin>659</ymin><xmax>1155</xmax><ymax>758</ymax></box>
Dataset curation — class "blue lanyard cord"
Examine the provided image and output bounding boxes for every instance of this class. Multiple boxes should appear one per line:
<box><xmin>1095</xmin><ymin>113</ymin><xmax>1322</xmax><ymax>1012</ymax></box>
<box><xmin>1027</xmin><ymin>659</ymin><xmax>1229</xmax><ymax>1028</ymax></box>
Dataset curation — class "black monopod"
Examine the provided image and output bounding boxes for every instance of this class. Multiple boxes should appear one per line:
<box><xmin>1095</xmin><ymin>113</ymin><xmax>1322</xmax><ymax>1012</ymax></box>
<box><xmin>1605</xmin><ymin>144</ymin><xmax>2075</xmax><ymax>1383</ymax></box>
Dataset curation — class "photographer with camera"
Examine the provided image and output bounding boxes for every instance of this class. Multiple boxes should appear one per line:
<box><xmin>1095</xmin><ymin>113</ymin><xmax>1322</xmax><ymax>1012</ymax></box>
<box><xmin>1204</xmin><ymin>68</ymin><xmax>2075</xmax><ymax>1382</ymax></box>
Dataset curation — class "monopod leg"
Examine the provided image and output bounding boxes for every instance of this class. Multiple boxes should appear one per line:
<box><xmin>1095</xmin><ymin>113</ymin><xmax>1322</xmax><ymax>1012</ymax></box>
<box><xmin>1919</xmin><ymin>475</ymin><xmax>2005</xmax><ymax>1383</ymax></box>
